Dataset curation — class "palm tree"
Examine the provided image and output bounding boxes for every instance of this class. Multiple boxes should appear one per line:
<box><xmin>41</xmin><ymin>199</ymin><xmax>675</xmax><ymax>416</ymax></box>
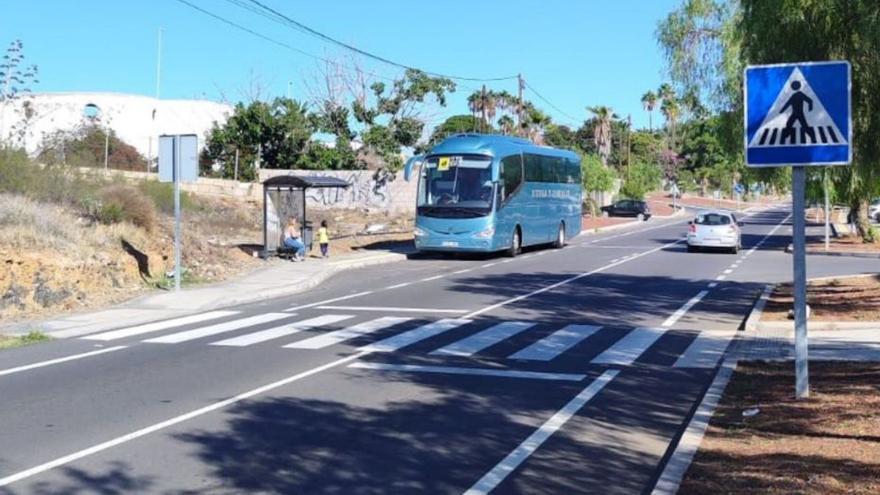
<box><xmin>587</xmin><ymin>105</ymin><xmax>616</xmax><ymax>166</ymax></box>
<box><xmin>640</xmin><ymin>91</ymin><xmax>658</xmax><ymax>132</ymax></box>
<box><xmin>657</xmin><ymin>84</ymin><xmax>678</xmax><ymax>150</ymax></box>
<box><xmin>497</xmin><ymin>115</ymin><xmax>515</xmax><ymax>135</ymax></box>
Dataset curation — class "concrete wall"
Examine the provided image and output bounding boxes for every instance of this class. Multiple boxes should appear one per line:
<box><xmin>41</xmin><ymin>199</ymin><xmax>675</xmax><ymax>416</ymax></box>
<box><xmin>86</xmin><ymin>167</ymin><xmax>418</xmax><ymax>214</ymax></box>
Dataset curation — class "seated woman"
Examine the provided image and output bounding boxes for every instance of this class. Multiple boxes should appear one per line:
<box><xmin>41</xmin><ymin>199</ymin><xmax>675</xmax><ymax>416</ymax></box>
<box><xmin>283</xmin><ymin>216</ymin><xmax>306</xmax><ymax>261</ymax></box>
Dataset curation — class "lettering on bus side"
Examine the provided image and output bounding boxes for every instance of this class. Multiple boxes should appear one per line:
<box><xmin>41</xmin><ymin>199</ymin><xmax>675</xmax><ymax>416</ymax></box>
<box><xmin>531</xmin><ymin>189</ymin><xmax>572</xmax><ymax>199</ymax></box>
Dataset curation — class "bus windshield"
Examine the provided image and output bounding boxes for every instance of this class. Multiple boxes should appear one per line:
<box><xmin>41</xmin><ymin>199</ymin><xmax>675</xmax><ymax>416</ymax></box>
<box><xmin>418</xmin><ymin>155</ymin><xmax>494</xmax><ymax>217</ymax></box>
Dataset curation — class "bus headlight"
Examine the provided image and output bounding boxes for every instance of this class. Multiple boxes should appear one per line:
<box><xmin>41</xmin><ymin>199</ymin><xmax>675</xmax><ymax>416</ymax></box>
<box><xmin>473</xmin><ymin>227</ymin><xmax>495</xmax><ymax>238</ymax></box>
<box><xmin>413</xmin><ymin>226</ymin><xmax>427</xmax><ymax>237</ymax></box>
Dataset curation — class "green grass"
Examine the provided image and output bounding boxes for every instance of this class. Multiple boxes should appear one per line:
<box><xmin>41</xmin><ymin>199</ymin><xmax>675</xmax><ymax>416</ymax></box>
<box><xmin>0</xmin><ymin>331</ymin><xmax>52</xmax><ymax>350</ymax></box>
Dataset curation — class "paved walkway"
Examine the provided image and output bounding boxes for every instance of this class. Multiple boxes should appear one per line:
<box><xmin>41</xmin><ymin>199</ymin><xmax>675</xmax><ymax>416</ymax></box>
<box><xmin>3</xmin><ymin>247</ymin><xmax>411</xmax><ymax>339</ymax></box>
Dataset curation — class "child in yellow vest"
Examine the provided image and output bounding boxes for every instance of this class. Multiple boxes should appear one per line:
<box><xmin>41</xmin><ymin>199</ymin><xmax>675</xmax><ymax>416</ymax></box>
<box><xmin>318</xmin><ymin>220</ymin><xmax>330</xmax><ymax>258</ymax></box>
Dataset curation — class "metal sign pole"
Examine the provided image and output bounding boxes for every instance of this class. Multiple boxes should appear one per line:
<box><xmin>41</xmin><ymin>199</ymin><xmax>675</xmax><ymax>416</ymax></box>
<box><xmin>792</xmin><ymin>165</ymin><xmax>809</xmax><ymax>398</ymax></box>
<box><xmin>173</xmin><ymin>136</ymin><xmax>182</xmax><ymax>292</ymax></box>
<box><xmin>824</xmin><ymin>170</ymin><xmax>830</xmax><ymax>251</ymax></box>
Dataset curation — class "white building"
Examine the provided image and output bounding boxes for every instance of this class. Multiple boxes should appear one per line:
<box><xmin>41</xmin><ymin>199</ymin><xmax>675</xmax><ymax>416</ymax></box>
<box><xmin>0</xmin><ymin>92</ymin><xmax>232</xmax><ymax>161</ymax></box>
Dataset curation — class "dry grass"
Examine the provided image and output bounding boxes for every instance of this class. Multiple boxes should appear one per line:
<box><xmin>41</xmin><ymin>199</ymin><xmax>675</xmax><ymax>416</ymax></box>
<box><xmin>763</xmin><ymin>275</ymin><xmax>880</xmax><ymax>322</ymax></box>
<box><xmin>680</xmin><ymin>362</ymin><xmax>880</xmax><ymax>495</ymax></box>
<box><xmin>98</xmin><ymin>185</ymin><xmax>158</xmax><ymax>231</ymax></box>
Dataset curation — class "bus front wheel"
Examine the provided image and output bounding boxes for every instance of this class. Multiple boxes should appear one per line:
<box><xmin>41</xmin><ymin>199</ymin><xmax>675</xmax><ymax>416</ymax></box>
<box><xmin>553</xmin><ymin>222</ymin><xmax>566</xmax><ymax>249</ymax></box>
<box><xmin>507</xmin><ymin>228</ymin><xmax>521</xmax><ymax>257</ymax></box>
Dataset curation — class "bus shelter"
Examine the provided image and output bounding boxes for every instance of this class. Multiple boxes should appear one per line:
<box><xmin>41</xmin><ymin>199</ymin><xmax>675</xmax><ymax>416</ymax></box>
<box><xmin>261</xmin><ymin>175</ymin><xmax>350</xmax><ymax>259</ymax></box>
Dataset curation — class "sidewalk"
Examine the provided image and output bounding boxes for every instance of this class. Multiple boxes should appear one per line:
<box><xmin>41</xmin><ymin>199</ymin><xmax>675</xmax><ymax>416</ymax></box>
<box><xmin>2</xmin><ymin>246</ymin><xmax>412</xmax><ymax>339</ymax></box>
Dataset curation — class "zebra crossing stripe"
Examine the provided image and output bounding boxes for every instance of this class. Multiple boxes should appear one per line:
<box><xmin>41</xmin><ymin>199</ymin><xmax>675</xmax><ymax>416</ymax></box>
<box><xmin>358</xmin><ymin>319</ymin><xmax>471</xmax><ymax>353</ymax></box>
<box><xmin>430</xmin><ymin>322</ymin><xmax>533</xmax><ymax>357</ymax></box>
<box><xmin>284</xmin><ymin>317</ymin><xmax>412</xmax><ymax>350</ymax></box>
<box><xmin>591</xmin><ymin>327</ymin><xmax>667</xmax><ymax>366</ymax></box>
<box><xmin>82</xmin><ymin>311</ymin><xmax>239</xmax><ymax>341</ymax></box>
<box><xmin>673</xmin><ymin>330</ymin><xmax>736</xmax><ymax>369</ymax></box>
<box><xmin>210</xmin><ymin>314</ymin><xmax>354</xmax><ymax>347</ymax></box>
<box><xmin>143</xmin><ymin>313</ymin><xmax>292</xmax><ymax>344</ymax></box>
<box><xmin>508</xmin><ymin>325</ymin><xmax>601</xmax><ymax>361</ymax></box>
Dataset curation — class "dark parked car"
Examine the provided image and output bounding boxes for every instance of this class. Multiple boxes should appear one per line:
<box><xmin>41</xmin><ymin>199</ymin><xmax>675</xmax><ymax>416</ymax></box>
<box><xmin>600</xmin><ymin>199</ymin><xmax>651</xmax><ymax>220</ymax></box>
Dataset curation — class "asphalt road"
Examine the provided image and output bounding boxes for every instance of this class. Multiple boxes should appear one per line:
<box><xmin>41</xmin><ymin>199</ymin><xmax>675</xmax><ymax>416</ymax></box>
<box><xmin>0</xmin><ymin>205</ymin><xmax>873</xmax><ymax>494</ymax></box>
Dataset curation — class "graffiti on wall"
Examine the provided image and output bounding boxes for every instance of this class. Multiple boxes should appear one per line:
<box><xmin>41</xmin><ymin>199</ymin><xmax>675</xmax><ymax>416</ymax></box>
<box><xmin>302</xmin><ymin>169</ymin><xmax>396</xmax><ymax>209</ymax></box>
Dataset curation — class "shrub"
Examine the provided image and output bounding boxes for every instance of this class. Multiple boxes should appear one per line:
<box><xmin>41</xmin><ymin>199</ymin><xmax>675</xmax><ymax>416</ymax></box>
<box><xmin>98</xmin><ymin>185</ymin><xmax>157</xmax><ymax>231</ymax></box>
<box><xmin>138</xmin><ymin>180</ymin><xmax>194</xmax><ymax>214</ymax></box>
<box><xmin>621</xmin><ymin>162</ymin><xmax>662</xmax><ymax>200</ymax></box>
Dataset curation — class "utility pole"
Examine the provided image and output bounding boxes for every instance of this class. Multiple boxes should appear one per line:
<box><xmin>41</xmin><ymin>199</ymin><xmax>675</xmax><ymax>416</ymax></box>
<box><xmin>627</xmin><ymin>114</ymin><xmax>632</xmax><ymax>170</ymax></box>
<box><xmin>481</xmin><ymin>85</ymin><xmax>487</xmax><ymax>134</ymax></box>
<box><xmin>517</xmin><ymin>74</ymin><xmax>524</xmax><ymax>136</ymax></box>
<box><xmin>150</xmin><ymin>27</ymin><xmax>163</xmax><ymax>173</ymax></box>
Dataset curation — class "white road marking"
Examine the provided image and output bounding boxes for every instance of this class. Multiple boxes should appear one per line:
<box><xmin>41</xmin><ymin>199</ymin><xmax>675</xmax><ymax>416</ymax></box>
<box><xmin>0</xmin><ymin>351</ymin><xmax>370</xmax><ymax>489</ymax></box>
<box><xmin>533</xmin><ymin>252</ymin><xmax>547</xmax><ymax>256</ymax></box>
<box><xmin>385</xmin><ymin>282</ymin><xmax>411</xmax><ymax>289</ymax></box>
<box><xmin>285</xmin><ymin>291</ymin><xmax>374</xmax><ymax>312</ymax></box>
<box><xmin>82</xmin><ymin>311</ymin><xmax>238</xmax><ymax>341</ymax></box>
<box><xmin>723</xmin><ymin>269</ymin><xmax>733</xmax><ymax>274</ymax></box>
<box><xmin>500</xmin><ymin>259</ymin><xmax>514</xmax><ymax>264</ymax></box>
<box><xmin>508</xmin><ymin>325</ymin><xmax>601</xmax><ymax>361</ymax></box>
<box><xmin>674</xmin><ymin>330</ymin><xmax>736</xmax><ymax>368</ymax></box>
<box><xmin>707</xmin><ymin>282</ymin><xmax>718</xmax><ymax>288</ymax></box>
<box><xmin>143</xmin><ymin>313</ymin><xmax>291</xmax><ymax>344</ymax></box>
<box><xmin>716</xmin><ymin>275</ymin><xmax>727</xmax><ymax>281</ymax></box>
<box><xmin>209</xmin><ymin>314</ymin><xmax>352</xmax><ymax>347</ymax></box>
<box><xmin>662</xmin><ymin>291</ymin><xmax>709</xmax><ymax>328</ymax></box>
<box><xmin>348</xmin><ymin>362</ymin><xmax>587</xmax><ymax>381</ymax></box>
<box><xmin>421</xmin><ymin>275</ymin><xmax>444</xmax><ymax>282</ymax></box>
<box><xmin>463</xmin><ymin>238</ymin><xmax>685</xmax><ymax>319</ymax></box>
<box><xmin>316</xmin><ymin>305</ymin><xmax>467</xmax><ymax>314</ymax></box>
<box><xmin>359</xmin><ymin>319</ymin><xmax>471</xmax><ymax>353</ymax></box>
<box><xmin>482</xmin><ymin>262</ymin><xmax>498</xmax><ymax>268</ymax></box>
<box><xmin>431</xmin><ymin>322</ymin><xmax>533</xmax><ymax>357</ymax></box>
<box><xmin>452</xmin><ymin>269</ymin><xmax>472</xmax><ymax>274</ymax></box>
<box><xmin>464</xmin><ymin>370</ymin><xmax>619</xmax><ymax>495</ymax></box>
<box><xmin>284</xmin><ymin>317</ymin><xmax>411</xmax><ymax>349</ymax></box>
<box><xmin>0</xmin><ymin>346</ymin><xmax>127</xmax><ymax>377</ymax></box>
<box><xmin>591</xmin><ymin>327</ymin><xmax>667</xmax><ymax>366</ymax></box>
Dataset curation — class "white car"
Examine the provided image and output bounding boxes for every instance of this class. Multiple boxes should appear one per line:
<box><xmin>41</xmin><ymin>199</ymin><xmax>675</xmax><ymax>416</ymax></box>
<box><xmin>870</xmin><ymin>199</ymin><xmax>880</xmax><ymax>223</ymax></box>
<box><xmin>687</xmin><ymin>211</ymin><xmax>743</xmax><ymax>254</ymax></box>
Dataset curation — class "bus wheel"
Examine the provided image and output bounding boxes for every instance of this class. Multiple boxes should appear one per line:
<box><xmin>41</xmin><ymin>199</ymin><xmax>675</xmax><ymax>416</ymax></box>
<box><xmin>553</xmin><ymin>222</ymin><xmax>566</xmax><ymax>248</ymax></box>
<box><xmin>507</xmin><ymin>228</ymin><xmax>521</xmax><ymax>257</ymax></box>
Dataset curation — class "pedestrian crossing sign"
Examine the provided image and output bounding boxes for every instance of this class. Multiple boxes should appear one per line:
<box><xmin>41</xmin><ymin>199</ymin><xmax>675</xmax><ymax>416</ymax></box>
<box><xmin>745</xmin><ymin>61</ymin><xmax>851</xmax><ymax>167</ymax></box>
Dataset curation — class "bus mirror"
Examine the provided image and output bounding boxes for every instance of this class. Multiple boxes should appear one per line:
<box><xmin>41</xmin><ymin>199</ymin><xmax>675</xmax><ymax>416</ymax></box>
<box><xmin>404</xmin><ymin>155</ymin><xmax>424</xmax><ymax>182</ymax></box>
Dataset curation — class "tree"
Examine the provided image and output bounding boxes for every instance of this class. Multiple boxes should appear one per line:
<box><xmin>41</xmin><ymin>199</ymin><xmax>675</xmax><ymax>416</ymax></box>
<box><xmin>422</xmin><ymin>114</ymin><xmax>488</xmax><ymax>151</ymax></box>
<box><xmin>657</xmin><ymin>84</ymin><xmax>680</xmax><ymax>151</ymax></box>
<box><xmin>201</xmin><ymin>97</ymin><xmax>315</xmax><ymax>180</ymax></box>
<box><xmin>38</xmin><ymin>125</ymin><xmax>147</xmax><ymax>171</ymax></box>
<box><xmin>0</xmin><ymin>39</ymin><xmax>39</xmax><ymax>146</ymax></box>
<box><xmin>580</xmin><ymin>152</ymin><xmax>618</xmax><ymax>216</ymax></box>
<box><xmin>543</xmin><ymin>124</ymin><xmax>577</xmax><ymax>150</ymax></box>
<box><xmin>621</xmin><ymin>161</ymin><xmax>662</xmax><ymax>199</ymax></box>
<box><xmin>641</xmin><ymin>91</ymin><xmax>658</xmax><ymax>131</ymax></box>
<box><xmin>587</xmin><ymin>106</ymin><xmax>616</xmax><ymax>165</ymax></box>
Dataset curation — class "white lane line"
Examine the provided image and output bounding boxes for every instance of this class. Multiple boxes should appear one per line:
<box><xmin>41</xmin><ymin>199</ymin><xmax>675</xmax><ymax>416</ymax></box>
<box><xmin>500</xmin><ymin>259</ymin><xmax>514</xmax><ymax>264</ymax></box>
<box><xmin>348</xmin><ymin>362</ymin><xmax>587</xmax><ymax>382</ymax></box>
<box><xmin>662</xmin><ymin>290</ymin><xmax>709</xmax><ymax>328</ymax></box>
<box><xmin>533</xmin><ymin>252</ymin><xmax>547</xmax><ymax>256</ymax></box>
<box><xmin>452</xmin><ymin>269</ymin><xmax>472</xmax><ymax>275</ymax></box>
<box><xmin>462</xmin><ymin>237</ymin><xmax>685</xmax><ymax>319</ymax></box>
<box><xmin>316</xmin><ymin>305</ymin><xmax>467</xmax><ymax>314</ymax></box>
<box><xmin>431</xmin><ymin>322</ymin><xmax>533</xmax><ymax>357</ymax></box>
<box><xmin>386</xmin><ymin>282</ymin><xmax>411</xmax><ymax>289</ymax></box>
<box><xmin>210</xmin><ymin>314</ymin><xmax>352</xmax><ymax>347</ymax></box>
<box><xmin>716</xmin><ymin>275</ymin><xmax>727</xmax><ymax>281</ymax></box>
<box><xmin>723</xmin><ymin>269</ymin><xmax>733</xmax><ymax>274</ymax></box>
<box><xmin>421</xmin><ymin>275</ymin><xmax>444</xmax><ymax>282</ymax></box>
<box><xmin>464</xmin><ymin>370</ymin><xmax>619</xmax><ymax>495</ymax></box>
<box><xmin>482</xmin><ymin>263</ymin><xmax>498</xmax><ymax>268</ymax></box>
<box><xmin>286</xmin><ymin>291</ymin><xmax>374</xmax><ymax>312</ymax></box>
<box><xmin>0</xmin><ymin>346</ymin><xmax>127</xmax><ymax>377</ymax></box>
<box><xmin>284</xmin><ymin>317</ymin><xmax>411</xmax><ymax>349</ymax></box>
<box><xmin>707</xmin><ymin>282</ymin><xmax>718</xmax><ymax>288</ymax></box>
<box><xmin>359</xmin><ymin>319</ymin><xmax>471</xmax><ymax>353</ymax></box>
<box><xmin>508</xmin><ymin>325</ymin><xmax>601</xmax><ymax>361</ymax></box>
<box><xmin>82</xmin><ymin>311</ymin><xmax>238</xmax><ymax>341</ymax></box>
<box><xmin>591</xmin><ymin>327</ymin><xmax>667</xmax><ymax>366</ymax></box>
<box><xmin>0</xmin><ymin>351</ymin><xmax>370</xmax><ymax>489</ymax></box>
<box><xmin>143</xmin><ymin>313</ymin><xmax>292</xmax><ymax>344</ymax></box>
<box><xmin>674</xmin><ymin>330</ymin><xmax>736</xmax><ymax>368</ymax></box>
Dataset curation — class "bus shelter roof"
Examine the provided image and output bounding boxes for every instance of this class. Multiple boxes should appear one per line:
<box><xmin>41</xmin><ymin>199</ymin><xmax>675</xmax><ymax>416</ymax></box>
<box><xmin>262</xmin><ymin>175</ymin><xmax>350</xmax><ymax>190</ymax></box>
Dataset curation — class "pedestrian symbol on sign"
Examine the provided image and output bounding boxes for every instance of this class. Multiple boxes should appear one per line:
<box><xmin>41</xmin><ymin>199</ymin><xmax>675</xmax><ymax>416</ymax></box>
<box><xmin>745</xmin><ymin>61</ymin><xmax>850</xmax><ymax>167</ymax></box>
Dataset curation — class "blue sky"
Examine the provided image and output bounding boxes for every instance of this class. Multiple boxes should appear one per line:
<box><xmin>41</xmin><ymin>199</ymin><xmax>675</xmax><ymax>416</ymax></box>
<box><xmin>7</xmin><ymin>0</ymin><xmax>678</xmax><ymax>130</ymax></box>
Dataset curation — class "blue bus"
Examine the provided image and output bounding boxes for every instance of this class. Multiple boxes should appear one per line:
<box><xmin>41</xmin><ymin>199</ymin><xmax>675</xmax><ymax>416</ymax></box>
<box><xmin>404</xmin><ymin>133</ymin><xmax>582</xmax><ymax>256</ymax></box>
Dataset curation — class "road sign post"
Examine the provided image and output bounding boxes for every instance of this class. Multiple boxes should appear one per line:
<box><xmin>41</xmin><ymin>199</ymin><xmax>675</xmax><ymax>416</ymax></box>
<box><xmin>159</xmin><ymin>134</ymin><xmax>198</xmax><ymax>292</ymax></box>
<box><xmin>745</xmin><ymin>61</ymin><xmax>851</xmax><ymax>399</ymax></box>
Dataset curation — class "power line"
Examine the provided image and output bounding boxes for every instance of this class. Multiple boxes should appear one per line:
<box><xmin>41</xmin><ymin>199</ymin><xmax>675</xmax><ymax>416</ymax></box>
<box><xmin>242</xmin><ymin>0</ymin><xmax>519</xmax><ymax>83</ymax></box>
<box><xmin>523</xmin><ymin>81</ymin><xmax>582</xmax><ymax>126</ymax></box>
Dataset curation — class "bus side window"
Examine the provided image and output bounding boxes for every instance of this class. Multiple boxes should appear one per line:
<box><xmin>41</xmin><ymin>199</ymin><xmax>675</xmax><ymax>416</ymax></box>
<box><xmin>500</xmin><ymin>154</ymin><xmax>523</xmax><ymax>202</ymax></box>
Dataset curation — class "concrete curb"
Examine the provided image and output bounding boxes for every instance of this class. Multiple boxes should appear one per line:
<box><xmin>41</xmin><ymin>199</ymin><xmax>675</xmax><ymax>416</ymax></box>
<box><xmin>651</xmin><ymin>358</ymin><xmax>738</xmax><ymax>495</ymax></box>
<box><xmin>581</xmin><ymin>206</ymin><xmax>687</xmax><ymax>237</ymax></box>
<box><xmin>744</xmin><ymin>284</ymin><xmax>775</xmax><ymax>332</ymax></box>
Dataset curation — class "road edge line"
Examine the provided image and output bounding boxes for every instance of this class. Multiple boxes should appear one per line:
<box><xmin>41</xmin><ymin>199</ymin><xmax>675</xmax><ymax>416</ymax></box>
<box><xmin>744</xmin><ymin>284</ymin><xmax>775</xmax><ymax>332</ymax></box>
<box><xmin>650</xmin><ymin>358</ymin><xmax>737</xmax><ymax>495</ymax></box>
<box><xmin>0</xmin><ymin>346</ymin><xmax>128</xmax><ymax>377</ymax></box>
